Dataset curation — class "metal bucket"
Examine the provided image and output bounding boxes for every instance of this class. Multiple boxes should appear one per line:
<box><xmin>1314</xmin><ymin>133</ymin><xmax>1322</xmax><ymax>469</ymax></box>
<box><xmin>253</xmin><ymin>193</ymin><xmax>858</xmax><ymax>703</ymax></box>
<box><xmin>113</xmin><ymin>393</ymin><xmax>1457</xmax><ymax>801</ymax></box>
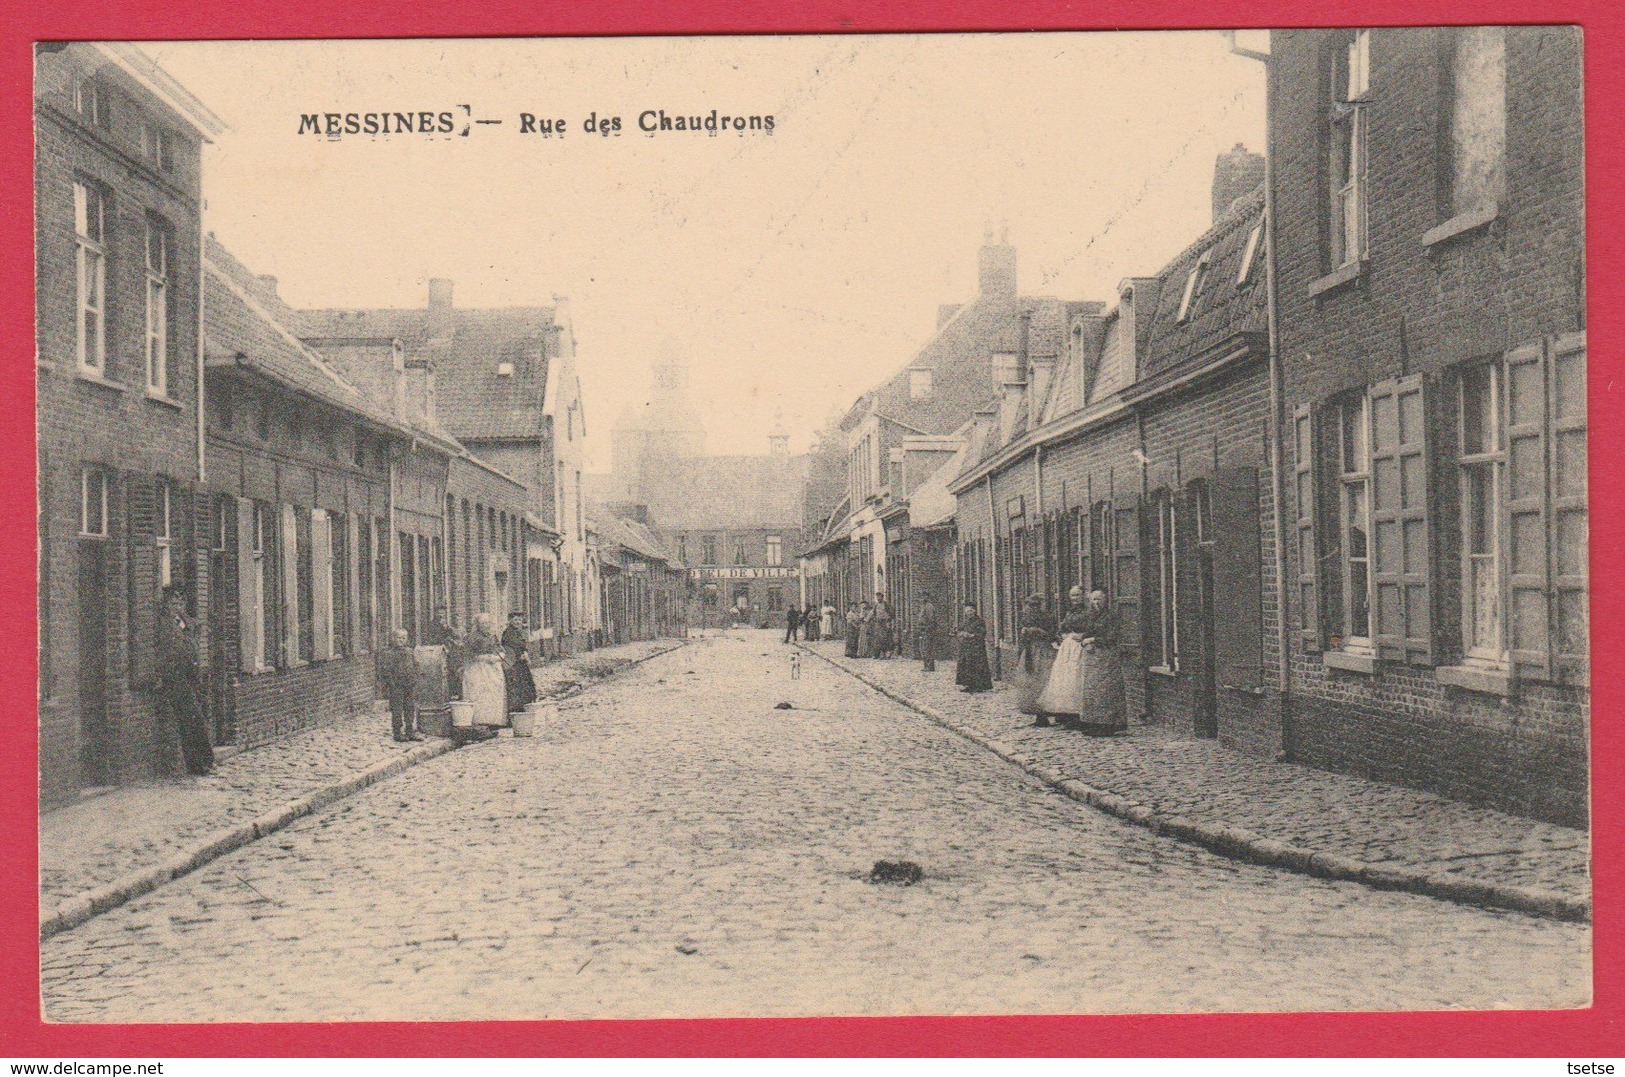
<box><xmin>449</xmin><ymin>700</ymin><xmax>475</xmax><ymax>729</ymax></box>
<box><xmin>511</xmin><ymin>709</ymin><xmax>537</xmax><ymax>738</ymax></box>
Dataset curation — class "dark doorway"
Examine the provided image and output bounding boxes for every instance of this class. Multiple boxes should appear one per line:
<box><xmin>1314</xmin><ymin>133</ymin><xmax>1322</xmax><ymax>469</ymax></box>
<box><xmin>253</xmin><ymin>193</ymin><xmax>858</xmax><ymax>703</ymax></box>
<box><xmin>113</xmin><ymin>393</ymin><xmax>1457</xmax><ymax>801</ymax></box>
<box><xmin>207</xmin><ymin>517</ymin><xmax>234</xmax><ymax>745</ymax></box>
<box><xmin>77</xmin><ymin>540</ymin><xmax>112</xmax><ymax>786</ymax></box>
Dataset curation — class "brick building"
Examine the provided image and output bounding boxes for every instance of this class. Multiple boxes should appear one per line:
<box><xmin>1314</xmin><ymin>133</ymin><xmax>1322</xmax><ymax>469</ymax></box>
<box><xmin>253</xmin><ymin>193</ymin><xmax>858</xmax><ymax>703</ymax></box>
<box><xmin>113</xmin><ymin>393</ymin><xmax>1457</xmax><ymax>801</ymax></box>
<box><xmin>588</xmin><ymin>505</ymin><xmax>685</xmax><ymax>643</ymax></box>
<box><xmin>1269</xmin><ymin>27</ymin><xmax>1587</xmax><ymax>824</ymax></box>
<box><xmin>35</xmin><ymin>44</ymin><xmax>225</xmax><ymax>802</ymax></box>
<box><xmin>950</xmin><ymin>157</ymin><xmax>1276</xmax><ymax>752</ymax></box>
<box><xmin>835</xmin><ymin>230</ymin><xmax>1093</xmax><ymax>654</ymax></box>
<box><xmin>200</xmin><ymin>240</ymin><xmax>472</xmax><ymax>748</ymax></box>
<box><xmin>295</xmin><ymin>281</ymin><xmax>594</xmax><ymax>655</ymax></box>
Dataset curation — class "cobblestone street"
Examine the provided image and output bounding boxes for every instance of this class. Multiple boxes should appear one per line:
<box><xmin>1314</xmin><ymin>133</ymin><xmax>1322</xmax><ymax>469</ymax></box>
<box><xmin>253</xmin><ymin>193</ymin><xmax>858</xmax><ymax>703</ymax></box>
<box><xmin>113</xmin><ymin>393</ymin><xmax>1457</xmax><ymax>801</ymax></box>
<box><xmin>41</xmin><ymin>630</ymin><xmax>1589</xmax><ymax>1022</ymax></box>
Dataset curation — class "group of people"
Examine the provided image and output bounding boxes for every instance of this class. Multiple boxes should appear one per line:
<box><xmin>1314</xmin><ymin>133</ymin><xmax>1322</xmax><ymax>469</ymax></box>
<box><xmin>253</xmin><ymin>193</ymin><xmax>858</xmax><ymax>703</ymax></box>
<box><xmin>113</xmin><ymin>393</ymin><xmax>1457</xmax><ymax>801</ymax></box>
<box><xmin>379</xmin><ymin>607</ymin><xmax>538</xmax><ymax>742</ymax></box>
<box><xmin>841</xmin><ymin>596</ymin><xmax>900</xmax><ymax>659</ymax></box>
<box><xmin>820</xmin><ymin>584</ymin><xmax>1126</xmax><ymax>736</ymax></box>
<box><xmin>782</xmin><ymin>603</ymin><xmax>837</xmax><ymax>643</ymax></box>
<box><xmin>1011</xmin><ymin>585</ymin><xmax>1126</xmax><ymax>735</ymax></box>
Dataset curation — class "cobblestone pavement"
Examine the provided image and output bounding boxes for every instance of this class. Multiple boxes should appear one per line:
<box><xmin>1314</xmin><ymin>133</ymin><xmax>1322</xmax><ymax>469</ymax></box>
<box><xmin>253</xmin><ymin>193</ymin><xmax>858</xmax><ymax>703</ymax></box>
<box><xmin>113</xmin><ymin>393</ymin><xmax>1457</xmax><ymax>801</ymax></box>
<box><xmin>41</xmin><ymin>630</ymin><xmax>1588</xmax><ymax>1022</ymax></box>
<box><xmin>805</xmin><ymin>642</ymin><xmax>1590</xmax><ymax>901</ymax></box>
<box><xmin>40</xmin><ymin>640</ymin><xmax>682</xmax><ymax>908</ymax></box>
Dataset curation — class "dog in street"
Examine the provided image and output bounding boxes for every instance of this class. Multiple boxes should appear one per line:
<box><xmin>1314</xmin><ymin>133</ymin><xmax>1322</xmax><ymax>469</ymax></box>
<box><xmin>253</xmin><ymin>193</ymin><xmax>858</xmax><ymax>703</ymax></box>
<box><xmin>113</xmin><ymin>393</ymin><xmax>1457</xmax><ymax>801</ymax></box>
<box><xmin>789</xmin><ymin>652</ymin><xmax>802</xmax><ymax>679</ymax></box>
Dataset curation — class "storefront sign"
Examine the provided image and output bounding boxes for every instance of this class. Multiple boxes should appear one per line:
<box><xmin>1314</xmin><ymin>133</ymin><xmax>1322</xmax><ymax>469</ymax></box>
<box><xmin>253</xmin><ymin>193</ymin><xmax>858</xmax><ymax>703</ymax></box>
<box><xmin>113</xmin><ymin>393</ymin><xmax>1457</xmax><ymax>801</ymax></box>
<box><xmin>688</xmin><ymin>566</ymin><xmax>797</xmax><ymax>580</ymax></box>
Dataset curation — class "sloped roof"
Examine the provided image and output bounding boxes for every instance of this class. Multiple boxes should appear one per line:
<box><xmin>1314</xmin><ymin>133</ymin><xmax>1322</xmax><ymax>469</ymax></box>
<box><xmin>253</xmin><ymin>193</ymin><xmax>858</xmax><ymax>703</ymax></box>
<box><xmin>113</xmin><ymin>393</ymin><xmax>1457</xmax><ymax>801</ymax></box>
<box><xmin>586</xmin><ymin>505</ymin><xmax>677</xmax><ymax>565</ymax></box>
<box><xmin>1139</xmin><ymin>186</ymin><xmax>1268</xmax><ymax>377</ymax></box>
<box><xmin>204</xmin><ymin>250</ymin><xmax>415</xmax><ymax>437</ymax></box>
<box><xmin>295</xmin><ymin>303</ymin><xmax>558</xmax><ymax>441</ymax></box>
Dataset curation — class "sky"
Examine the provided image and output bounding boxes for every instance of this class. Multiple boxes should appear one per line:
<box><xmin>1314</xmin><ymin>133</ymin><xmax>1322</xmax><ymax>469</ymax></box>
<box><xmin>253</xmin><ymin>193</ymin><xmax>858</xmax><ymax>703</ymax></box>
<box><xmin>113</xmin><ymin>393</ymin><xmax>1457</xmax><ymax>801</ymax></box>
<box><xmin>143</xmin><ymin>33</ymin><xmax>1266</xmax><ymax>469</ymax></box>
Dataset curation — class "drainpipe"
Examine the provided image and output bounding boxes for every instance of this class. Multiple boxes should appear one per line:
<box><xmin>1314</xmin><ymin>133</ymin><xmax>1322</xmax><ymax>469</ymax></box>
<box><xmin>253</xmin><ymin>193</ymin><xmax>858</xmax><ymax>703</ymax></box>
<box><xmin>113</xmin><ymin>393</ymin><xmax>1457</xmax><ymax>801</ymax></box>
<box><xmin>388</xmin><ymin>442</ymin><xmax>399</xmax><ymax>633</ymax></box>
<box><xmin>195</xmin><ymin>212</ymin><xmax>207</xmax><ymax>486</ymax></box>
<box><xmin>985</xmin><ymin>474</ymin><xmax>1000</xmax><ymax>676</ymax></box>
<box><xmin>1232</xmin><ymin>33</ymin><xmax>1293</xmax><ymax>745</ymax></box>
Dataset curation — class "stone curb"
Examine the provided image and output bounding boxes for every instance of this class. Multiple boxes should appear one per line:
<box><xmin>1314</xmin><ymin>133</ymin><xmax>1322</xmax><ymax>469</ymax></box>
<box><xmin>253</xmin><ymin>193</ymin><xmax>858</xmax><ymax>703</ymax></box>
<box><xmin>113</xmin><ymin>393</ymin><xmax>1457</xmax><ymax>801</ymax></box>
<box><xmin>798</xmin><ymin>644</ymin><xmax>1590</xmax><ymax>924</ymax></box>
<box><xmin>40</xmin><ymin>641</ymin><xmax>688</xmax><ymax>942</ymax></box>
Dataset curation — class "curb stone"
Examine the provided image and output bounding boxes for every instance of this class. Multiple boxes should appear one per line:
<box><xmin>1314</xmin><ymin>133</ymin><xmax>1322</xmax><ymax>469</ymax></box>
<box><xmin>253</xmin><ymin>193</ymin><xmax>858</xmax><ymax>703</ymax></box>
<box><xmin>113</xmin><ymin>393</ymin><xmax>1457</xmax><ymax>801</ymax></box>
<box><xmin>40</xmin><ymin>641</ymin><xmax>687</xmax><ymax>941</ymax></box>
<box><xmin>798</xmin><ymin>643</ymin><xmax>1590</xmax><ymax>924</ymax></box>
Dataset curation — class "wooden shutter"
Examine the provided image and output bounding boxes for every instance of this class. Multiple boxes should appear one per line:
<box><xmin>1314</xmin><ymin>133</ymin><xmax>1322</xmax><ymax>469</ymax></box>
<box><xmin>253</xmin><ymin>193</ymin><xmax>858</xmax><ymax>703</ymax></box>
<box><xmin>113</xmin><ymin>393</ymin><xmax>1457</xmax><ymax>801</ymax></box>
<box><xmin>1113</xmin><ymin>494</ymin><xmax>1140</xmax><ymax>654</ymax></box>
<box><xmin>1368</xmin><ymin>374</ymin><xmax>1433</xmax><ymax>664</ymax></box>
<box><xmin>312</xmin><ymin>509</ymin><xmax>333</xmax><ymax>661</ymax></box>
<box><xmin>126</xmin><ymin>473</ymin><xmax>156</xmax><ymax>688</ymax></box>
<box><xmin>1212</xmin><ymin>465</ymin><xmax>1264</xmax><ymax>690</ymax></box>
<box><xmin>1292</xmin><ymin>405</ymin><xmax>1323</xmax><ymax>652</ymax></box>
<box><xmin>1504</xmin><ymin>341</ymin><xmax>1551</xmax><ymax>681</ymax></box>
<box><xmin>1549</xmin><ymin>332</ymin><xmax>1588</xmax><ymax>681</ymax></box>
<box><xmin>280</xmin><ymin>504</ymin><xmax>299</xmax><ymax>666</ymax></box>
<box><xmin>236</xmin><ymin>498</ymin><xmax>258</xmax><ymax>673</ymax></box>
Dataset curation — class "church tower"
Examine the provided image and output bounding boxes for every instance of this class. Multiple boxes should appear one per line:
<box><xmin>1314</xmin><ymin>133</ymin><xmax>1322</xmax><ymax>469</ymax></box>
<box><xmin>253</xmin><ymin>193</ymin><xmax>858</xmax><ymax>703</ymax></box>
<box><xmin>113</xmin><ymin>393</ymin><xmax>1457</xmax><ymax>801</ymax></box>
<box><xmin>609</xmin><ymin>339</ymin><xmax>707</xmax><ymax>503</ymax></box>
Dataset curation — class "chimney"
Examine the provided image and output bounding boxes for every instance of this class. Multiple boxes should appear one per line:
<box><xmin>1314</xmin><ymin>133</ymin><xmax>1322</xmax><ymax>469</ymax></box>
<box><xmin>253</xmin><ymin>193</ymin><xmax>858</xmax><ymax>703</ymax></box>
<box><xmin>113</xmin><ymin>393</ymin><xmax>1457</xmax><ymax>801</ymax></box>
<box><xmin>427</xmin><ymin>278</ymin><xmax>454</xmax><ymax>340</ymax></box>
<box><xmin>978</xmin><ymin>225</ymin><xmax>1017</xmax><ymax>299</ymax></box>
<box><xmin>768</xmin><ymin>434</ymin><xmax>789</xmax><ymax>457</ymax></box>
<box><xmin>997</xmin><ymin>372</ymin><xmax>1027</xmax><ymax>447</ymax></box>
<box><xmin>1212</xmin><ymin>143</ymin><xmax>1266</xmax><ymax>224</ymax></box>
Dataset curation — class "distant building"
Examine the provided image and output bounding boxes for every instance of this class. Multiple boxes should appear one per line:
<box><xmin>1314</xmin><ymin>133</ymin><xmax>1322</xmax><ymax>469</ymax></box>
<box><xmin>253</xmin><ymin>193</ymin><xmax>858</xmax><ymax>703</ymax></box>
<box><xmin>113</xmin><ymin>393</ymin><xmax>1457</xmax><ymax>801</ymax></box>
<box><xmin>587</xmin><ymin>504</ymin><xmax>686</xmax><ymax>643</ymax></box>
<box><xmin>295</xmin><ymin>280</ymin><xmax>594</xmax><ymax>654</ymax></box>
<box><xmin>825</xmin><ymin>229</ymin><xmax>1096</xmax><ymax>653</ymax></box>
<box><xmin>35</xmin><ymin>43</ymin><xmax>225</xmax><ymax>802</ymax></box>
<box><xmin>594</xmin><ymin>357</ymin><xmax>813</xmax><ymax>628</ymax></box>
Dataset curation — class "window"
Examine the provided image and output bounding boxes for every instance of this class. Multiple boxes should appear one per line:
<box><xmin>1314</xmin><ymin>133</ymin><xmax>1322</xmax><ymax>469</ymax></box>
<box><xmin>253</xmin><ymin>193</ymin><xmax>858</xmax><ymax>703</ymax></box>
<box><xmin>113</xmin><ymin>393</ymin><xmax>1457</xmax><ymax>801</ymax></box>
<box><xmin>1459</xmin><ymin>362</ymin><xmax>1502</xmax><ymax>663</ymax></box>
<box><xmin>733</xmin><ymin>536</ymin><xmax>748</xmax><ymax>565</ymax></box>
<box><xmin>156</xmin><ymin>480</ymin><xmax>174</xmax><ymax>588</ymax></box>
<box><xmin>992</xmin><ymin>352</ymin><xmax>1021</xmax><ymax>387</ymax></box>
<box><xmin>296</xmin><ymin>509</ymin><xmax>314</xmax><ymax>662</ymax></box>
<box><xmin>357</xmin><ymin>517</ymin><xmax>374</xmax><ymax>650</ymax></box>
<box><xmin>213</xmin><ymin>496</ymin><xmax>230</xmax><ymax>552</ymax></box>
<box><xmin>79</xmin><ymin>467</ymin><xmax>109</xmax><ymax>537</ymax></box>
<box><xmin>1448</xmin><ymin>26</ymin><xmax>1507</xmax><ymax>217</ymax></box>
<box><xmin>1176</xmin><ymin>251</ymin><xmax>1211</xmax><ymax>322</ymax></box>
<box><xmin>1152</xmin><ymin>491</ymin><xmax>1180</xmax><ymax>670</ymax></box>
<box><xmin>702</xmin><ymin>535</ymin><xmax>717</xmax><ymax>565</ymax></box>
<box><xmin>1237</xmin><ymin>222</ymin><xmax>1264</xmax><ymax>285</ymax></box>
<box><xmin>73</xmin><ymin>183</ymin><xmax>106</xmax><ymax>373</ymax></box>
<box><xmin>140</xmin><ymin>119</ymin><xmax>172</xmax><ymax>172</ymax></box>
<box><xmin>145</xmin><ymin>218</ymin><xmax>171</xmax><ymax>395</ymax></box>
<box><xmin>766</xmin><ymin>536</ymin><xmax>782</xmax><ymax>567</ymax></box>
<box><xmin>244</xmin><ymin>500</ymin><xmax>270</xmax><ymax>671</ymax></box>
<box><xmin>909</xmin><ymin>368</ymin><xmax>932</xmax><ymax>400</ymax></box>
<box><xmin>332</xmin><ymin>513</ymin><xmax>350</xmax><ymax>656</ymax></box>
<box><xmin>767</xmin><ymin>586</ymin><xmax>784</xmax><ymax>612</ymax></box>
<box><xmin>1336</xmin><ymin>395</ymin><xmax>1374</xmax><ymax>650</ymax></box>
<box><xmin>677</xmin><ymin>534</ymin><xmax>688</xmax><ymax>563</ymax></box>
<box><xmin>1329</xmin><ymin>31</ymin><xmax>1370</xmax><ymax>268</ymax></box>
<box><xmin>74</xmin><ymin>77</ymin><xmax>105</xmax><ymax>128</ymax></box>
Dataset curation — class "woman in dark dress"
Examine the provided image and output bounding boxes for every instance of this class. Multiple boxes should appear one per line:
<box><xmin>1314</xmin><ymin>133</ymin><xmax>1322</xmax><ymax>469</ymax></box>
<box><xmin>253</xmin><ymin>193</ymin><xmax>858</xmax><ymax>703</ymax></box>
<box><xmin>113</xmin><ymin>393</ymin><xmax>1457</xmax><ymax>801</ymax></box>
<box><xmin>1014</xmin><ymin>593</ymin><xmax>1058</xmax><ymax>724</ymax></box>
<box><xmin>502</xmin><ymin>612</ymin><xmax>537</xmax><ymax>714</ymax></box>
<box><xmin>954</xmin><ymin>603</ymin><xmax>994</xmax><ymax>693</ymax></box>
<box><xmin>157</xmin><ymin>590</ymin><xmax>214</xmax><ymax>775</ymax></box>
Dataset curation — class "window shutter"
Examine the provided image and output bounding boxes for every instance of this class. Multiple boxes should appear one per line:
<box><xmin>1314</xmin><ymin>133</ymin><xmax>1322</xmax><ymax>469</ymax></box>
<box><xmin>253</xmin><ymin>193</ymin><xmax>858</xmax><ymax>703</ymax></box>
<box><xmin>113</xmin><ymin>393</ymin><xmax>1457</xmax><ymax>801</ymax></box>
<box><xmin>1113</xmin><ymin>494</ymin><xmax>1140</xmax><ymax>653</ymax></box>
<box><xmin>126</xmin><ymin>473</ymin><xmax>156</xmax><ymax>689</ymax></box>
<box><xmin>1212</xmin><ymin>465</ymin><xmax>1264</xmax><ymax>691</ymax></box>
<box><xmin>1549</xmin><ymin>332</ymin><xmax>1588</xmax><ymax>681</ymax></box>
<box><xmin>312</xmin><ymin>509</ymin><xmax>333</xmax><ymax>661</ymax></box>
<box><xmin>1292</xmin><ymin>405</ymin><xmax>1323</xmax><ymax>652</ymax></box>
<box><xmin>280</xmin><ymin>504</ymin><xmax>299</xmax><ymax>666</ymax></box>
<box><xmin>1503</xmin><ymin>341</ymin><xmax>1551</xmax><ymax>680</ymax></box>
<box><xmin>236</xmin><ymin>498</ymin><xmax>257</xmax><ymax>673</ymax></box>
<box><xmin>1368</xmin><ymin>374</ymin><xmax>1433</xmax><ymax>664</ymax></box>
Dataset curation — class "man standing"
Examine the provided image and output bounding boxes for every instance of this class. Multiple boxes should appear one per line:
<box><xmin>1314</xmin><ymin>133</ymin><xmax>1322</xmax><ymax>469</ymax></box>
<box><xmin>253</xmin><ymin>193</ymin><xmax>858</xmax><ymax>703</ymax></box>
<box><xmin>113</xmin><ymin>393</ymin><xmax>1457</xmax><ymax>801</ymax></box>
<box><xmin>915</xmin><ymin>596</ymin><xmax>940</xmax><ymax>672</ymax></box>
<box><xmin>380</xmin><ymin>628</ymin><xmax>422</xmax><ymax>743</ymax></box>
<box><xmin>427</xmin><ymin>605</ymin><xmax>464</xmax><ymax>700</ymax></box>
<box><xmin>784</xmin><ymin>603</ymin><xmax>802</xmax><ymax>643</ymax></box>
<box><xmin>157</xmin><ymin>589</ymin><xmax>214</xmax><ymax>775</ymax></box>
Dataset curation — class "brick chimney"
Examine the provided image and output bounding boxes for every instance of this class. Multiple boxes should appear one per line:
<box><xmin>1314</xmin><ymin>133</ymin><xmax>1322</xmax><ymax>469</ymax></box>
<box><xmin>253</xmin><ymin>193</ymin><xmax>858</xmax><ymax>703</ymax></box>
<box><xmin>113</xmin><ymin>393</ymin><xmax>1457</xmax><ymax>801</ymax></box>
<box><xmin>1212</xmin><ymin>143</ymin><xmax>1266</xmax><ymax>223</ymax></box>
<box><xmin>978</xmin><ymin>224</ymin><xmax>1017</xmax><ymax>299</ymax></box>
<box><xmin>427</xmin><ymin>278</ymin><xmax>454</xmax><ymax>340</ymax></box>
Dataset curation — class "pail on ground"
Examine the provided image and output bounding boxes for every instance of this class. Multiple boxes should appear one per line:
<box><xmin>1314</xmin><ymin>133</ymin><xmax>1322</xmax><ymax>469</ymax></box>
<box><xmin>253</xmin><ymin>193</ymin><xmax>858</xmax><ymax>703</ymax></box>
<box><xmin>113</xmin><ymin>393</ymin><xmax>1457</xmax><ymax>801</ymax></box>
<box><xmin>511</xmin><ymin>709</ymin><xmax>537</xmax><ymax>738</ymax></box>
<box><xmin>448</xmin><ymin>700</ymin><xmax>475</xmax><ymax>729</ymax></box>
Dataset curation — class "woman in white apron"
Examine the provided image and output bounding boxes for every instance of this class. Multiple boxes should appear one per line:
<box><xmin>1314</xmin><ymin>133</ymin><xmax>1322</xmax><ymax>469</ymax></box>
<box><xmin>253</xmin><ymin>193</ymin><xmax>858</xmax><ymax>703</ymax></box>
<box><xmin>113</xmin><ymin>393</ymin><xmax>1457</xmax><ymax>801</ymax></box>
<box><xmin>462</xmin><ymin>612</ymin><xmax>509</xmax><ymax>728</ymax></box>
<box><xmin>1036</xmin><ymin>586</ymin><xmax>1087</xmax><ymax>725</ymax></box>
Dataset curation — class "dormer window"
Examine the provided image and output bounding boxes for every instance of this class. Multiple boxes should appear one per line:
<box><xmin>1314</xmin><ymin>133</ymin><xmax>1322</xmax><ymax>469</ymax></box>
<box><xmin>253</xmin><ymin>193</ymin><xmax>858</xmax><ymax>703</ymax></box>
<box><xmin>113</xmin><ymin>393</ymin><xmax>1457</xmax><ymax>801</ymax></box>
<box><xmin>992</xmin><ymin>352</ymin><xmax>1021</xmax><ymax>387</ymax></box>
<box><xmin>1176</xmin><ymin>251</ymin><xmax>1212</xmax><ymax>323</ymax></box>
<box><xmin>1237</xmin><ymin>222</ymin><xmax>1264</xmax><ymax>286</ymax></box>
<box><xmin>496</xmin><ymin>362</ymin><xmax>514</xmax><ymax>377</ymax></box>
